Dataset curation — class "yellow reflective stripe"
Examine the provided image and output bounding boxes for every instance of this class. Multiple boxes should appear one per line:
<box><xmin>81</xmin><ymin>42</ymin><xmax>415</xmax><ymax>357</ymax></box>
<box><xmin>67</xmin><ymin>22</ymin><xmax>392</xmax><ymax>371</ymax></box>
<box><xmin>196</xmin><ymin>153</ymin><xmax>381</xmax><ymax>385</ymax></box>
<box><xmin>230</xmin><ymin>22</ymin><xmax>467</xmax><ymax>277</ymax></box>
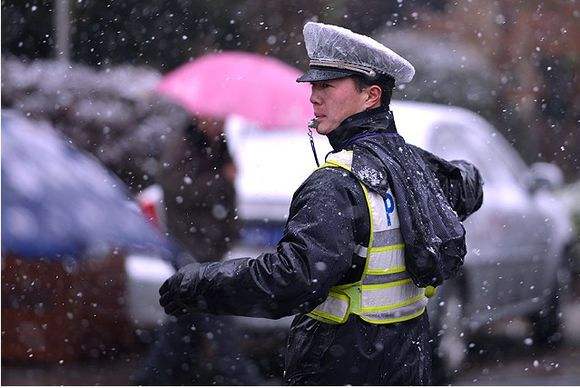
<box><xmin>307</xmin><ymin>312</ymin><xmax>341</xmax><ymax>324</ymax></box>
<box><xmin>361</xmin><ymin>293</ymin><xmax>426</xmax><ymax>313</ymax></box>
<box><xmin>367</xmin><ymin>246</ymin><xmax>405</xmax><ymax>273</ymax></box>
<box><xmin>362</xmin><ymin>297</ymin><xmax>428</xmax><ymax>322</ymax></box>
<box><xmin>333</xmin><ymin>280</ymin><xmax>362</xmax><ymax>290</ymax></box>
<box><xmin>341</xmin><ymin>284</ymin><xmax>362</xmax><ymax>315</ymax></box>
<box><xmin>326</xmin><ymin>150</ymin><xmax>354</xmax><ymax>169</ymax></box>
<box><xmin>322</xmin><ymin>160</ymin><xmax>351</xmax><ymax>171</ymax></box>
<box><xmin>361</xmin><ymin>307</ymin><xmax>426</xmax><ymax>324</ymax></box>
<box><xmin>309</xmin><ymin>309</ymin><xmax>347</xmax><ymax>323</ymax></box>
<box><xmin>361</xmin><ymin>278</ymin><xmax>413</xmax><ymax>290</ymax></box>
<box><xmin>361</xmin><ymin>280</ymin><xmax>425</xmax><ymax>314</ymax></box>
<box><xmin>366</xmin><ymin>266</ymin><xmax>406</xmax><ymax>275</ymax></box>
<box><xmin>369</xmin><ymin>243</ymin><xmax>405</xmax><ymax>253</ymax></box>
<box><xmin>314</xmin><ymin>290</ymin><xmax>349</xmax><ymax>307</ymax></box>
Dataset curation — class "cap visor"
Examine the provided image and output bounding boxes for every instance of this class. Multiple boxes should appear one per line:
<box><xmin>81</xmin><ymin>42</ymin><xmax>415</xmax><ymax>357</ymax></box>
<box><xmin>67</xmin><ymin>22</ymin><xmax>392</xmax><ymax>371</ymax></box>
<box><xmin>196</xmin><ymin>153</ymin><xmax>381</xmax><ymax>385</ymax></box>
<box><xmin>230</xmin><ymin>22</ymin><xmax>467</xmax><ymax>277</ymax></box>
<box><xmin>296</xmin><ymin>67</ymin><xmax>356</xmax><ymax>82</ymax></box>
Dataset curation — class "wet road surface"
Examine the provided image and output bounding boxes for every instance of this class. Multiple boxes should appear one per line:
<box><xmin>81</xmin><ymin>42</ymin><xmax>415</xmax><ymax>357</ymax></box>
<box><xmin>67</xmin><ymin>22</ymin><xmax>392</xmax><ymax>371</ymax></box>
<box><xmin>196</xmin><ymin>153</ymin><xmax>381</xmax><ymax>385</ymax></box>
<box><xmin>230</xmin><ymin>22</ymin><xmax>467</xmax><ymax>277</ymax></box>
<box><xmin>455</xmin><ymin>300</ymin><xmax>580</xmax><ymax>385</ymax></box>
<box><xmin>3</xmin><ymin>299</ymin><xmax>580</xmax><ymax>385</ymax></box>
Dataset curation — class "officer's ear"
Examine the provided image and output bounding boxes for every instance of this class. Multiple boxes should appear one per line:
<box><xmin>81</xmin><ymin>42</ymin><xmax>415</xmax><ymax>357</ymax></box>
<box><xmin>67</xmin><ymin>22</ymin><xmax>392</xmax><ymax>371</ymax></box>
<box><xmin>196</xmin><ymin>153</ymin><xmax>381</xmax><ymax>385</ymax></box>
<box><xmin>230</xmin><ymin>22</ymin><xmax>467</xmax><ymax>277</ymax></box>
<box><xmin>364</xmin><ymin>85</ymin><xmax>382</xmax><ymax>109</ymax></box>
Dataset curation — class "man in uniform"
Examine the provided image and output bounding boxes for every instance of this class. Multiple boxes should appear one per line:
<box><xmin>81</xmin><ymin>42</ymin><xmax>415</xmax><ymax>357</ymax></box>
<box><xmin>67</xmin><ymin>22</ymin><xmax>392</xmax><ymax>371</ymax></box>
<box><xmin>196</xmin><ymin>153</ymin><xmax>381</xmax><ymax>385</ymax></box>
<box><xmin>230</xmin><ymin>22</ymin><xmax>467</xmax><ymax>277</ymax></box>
<box><xmin>159</xmin><ymin>22</ymin><xmax>483</xmax><ymax>385</ymax></box>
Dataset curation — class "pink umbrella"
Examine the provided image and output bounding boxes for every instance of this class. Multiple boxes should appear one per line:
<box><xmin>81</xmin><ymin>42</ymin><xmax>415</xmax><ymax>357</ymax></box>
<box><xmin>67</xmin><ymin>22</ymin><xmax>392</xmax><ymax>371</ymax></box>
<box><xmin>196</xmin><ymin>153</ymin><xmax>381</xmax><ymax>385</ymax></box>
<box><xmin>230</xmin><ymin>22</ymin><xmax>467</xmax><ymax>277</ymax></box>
<box><xmin>157</xmin><ymin>51</ymin><xmax>313</xmax><ymax>130</ymax></box>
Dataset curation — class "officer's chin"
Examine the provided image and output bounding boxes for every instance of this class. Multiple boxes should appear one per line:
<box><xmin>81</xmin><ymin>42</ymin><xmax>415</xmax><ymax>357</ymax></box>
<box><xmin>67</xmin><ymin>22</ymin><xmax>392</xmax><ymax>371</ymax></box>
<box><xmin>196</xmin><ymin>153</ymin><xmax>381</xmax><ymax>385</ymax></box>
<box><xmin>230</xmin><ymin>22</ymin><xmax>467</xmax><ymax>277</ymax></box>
<box><xmin>316</xmin><ymin>120</ymin><xmax>335</xmax><ymax>135</ymax></box>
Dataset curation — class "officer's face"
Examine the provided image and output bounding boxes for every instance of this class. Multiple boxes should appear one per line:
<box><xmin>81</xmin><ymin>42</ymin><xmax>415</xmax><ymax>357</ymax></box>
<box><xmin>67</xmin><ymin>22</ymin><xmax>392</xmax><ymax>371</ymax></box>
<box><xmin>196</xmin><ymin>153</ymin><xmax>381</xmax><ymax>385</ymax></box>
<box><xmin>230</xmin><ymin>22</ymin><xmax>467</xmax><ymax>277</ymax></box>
<box><xmin>309</xmin><ymin>77</ymin><xmax>368</xmax><ymax>135</ymax></box>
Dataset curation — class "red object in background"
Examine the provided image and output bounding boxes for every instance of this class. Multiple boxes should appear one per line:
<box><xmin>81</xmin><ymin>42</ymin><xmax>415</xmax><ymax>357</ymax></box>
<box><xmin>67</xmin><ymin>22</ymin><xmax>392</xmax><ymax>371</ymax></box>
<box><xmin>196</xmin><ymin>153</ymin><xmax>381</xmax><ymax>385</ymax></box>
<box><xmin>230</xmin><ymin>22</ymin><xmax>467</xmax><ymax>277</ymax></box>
<box><xmin>157</xmin><ymin>51</ymin><xmax>313</xmax><ymax>130</ymax></box>
<box><xmin>139</xmin><ymin>201</ymin><xmax>160</xmax><ymax>230</ymax></box>
<box><xmin>136</xmin><ymin>185</ymin><xmax>165</xmax><ymax>232</ymax></box>
<box><xmin>1</xmin><ymin>254</ymin><xmax>134</xmax><ymax>363</ymax></box>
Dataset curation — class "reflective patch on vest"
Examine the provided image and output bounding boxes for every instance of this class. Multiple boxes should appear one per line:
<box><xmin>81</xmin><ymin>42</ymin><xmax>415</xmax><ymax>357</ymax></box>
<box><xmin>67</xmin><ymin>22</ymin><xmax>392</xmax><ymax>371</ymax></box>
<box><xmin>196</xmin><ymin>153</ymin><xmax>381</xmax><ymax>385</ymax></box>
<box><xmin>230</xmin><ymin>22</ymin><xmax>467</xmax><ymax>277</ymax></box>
<box><xmin>367</xmin><ymin>244</ymin><xmax>405</xmax><ymax>273</ymax></box>
<box><xmin>310</xmin><ymin>292</ymin><xmax>349</xmax><ymax>322</ymax></box>
<box><xmin>362</xmin><ymin>297</ymin><xmax>428</xmax><ymax>323</ymax></box>
<box><xmin>372</xmin><ymin>229</ymin><xmax>403</xmax><ymax>247</ymax></box>
<box><xmin>361</xmin><ymin>279</ymin><xmax>424</xmax><ymax>312</ymax></box>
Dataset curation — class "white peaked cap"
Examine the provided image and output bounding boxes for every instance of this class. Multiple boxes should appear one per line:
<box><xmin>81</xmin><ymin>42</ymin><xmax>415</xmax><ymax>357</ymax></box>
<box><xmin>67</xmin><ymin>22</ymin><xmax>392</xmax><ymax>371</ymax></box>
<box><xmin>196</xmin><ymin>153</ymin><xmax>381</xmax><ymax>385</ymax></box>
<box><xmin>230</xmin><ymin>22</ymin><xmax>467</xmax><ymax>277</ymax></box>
<box><xmin>300</xmin><ymin>22</ymin><xmax>415</xmax><ymax>84</ymax></box>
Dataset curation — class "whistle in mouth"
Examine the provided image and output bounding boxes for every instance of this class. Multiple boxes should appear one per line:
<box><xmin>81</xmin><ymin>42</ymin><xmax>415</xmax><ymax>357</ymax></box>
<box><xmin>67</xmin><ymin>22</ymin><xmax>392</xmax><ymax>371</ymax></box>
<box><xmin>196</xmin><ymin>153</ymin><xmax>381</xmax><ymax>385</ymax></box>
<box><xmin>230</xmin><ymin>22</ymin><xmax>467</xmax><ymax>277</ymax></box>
<box><xmin>308</xmin><ymin>118</ymin><xmax>319</xmax><ymax>129</ymax></box>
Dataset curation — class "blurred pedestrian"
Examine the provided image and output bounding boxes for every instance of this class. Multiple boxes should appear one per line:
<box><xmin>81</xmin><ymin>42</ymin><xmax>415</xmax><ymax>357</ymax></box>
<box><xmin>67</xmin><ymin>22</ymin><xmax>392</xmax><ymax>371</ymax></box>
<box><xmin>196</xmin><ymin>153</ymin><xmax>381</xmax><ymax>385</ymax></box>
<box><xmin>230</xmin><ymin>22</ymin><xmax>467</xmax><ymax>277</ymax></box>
<box><xmin>159</xmin><ymin>116</ymin><xmax>238</xmax><ymax>262</ymax></box>
<box><xmin>158</xmin><ymin>22</ymin><xmax>483</xmax><ymax>385</ymax></box>
<box><xmin>135</xmin><ymin>116</ymin><xmax>261</xmax><ymax>385</ymax></box>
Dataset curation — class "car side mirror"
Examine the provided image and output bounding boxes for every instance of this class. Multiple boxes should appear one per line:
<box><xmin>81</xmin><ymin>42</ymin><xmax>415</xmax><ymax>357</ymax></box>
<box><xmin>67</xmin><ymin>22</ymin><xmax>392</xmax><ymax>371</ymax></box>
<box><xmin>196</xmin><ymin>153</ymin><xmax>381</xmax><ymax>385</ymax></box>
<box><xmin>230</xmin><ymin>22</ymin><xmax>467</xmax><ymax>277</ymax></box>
<box><xmin>527</xmin><ymin>162</ymin><xmax>564</xmax><ymax>194</ymax></box>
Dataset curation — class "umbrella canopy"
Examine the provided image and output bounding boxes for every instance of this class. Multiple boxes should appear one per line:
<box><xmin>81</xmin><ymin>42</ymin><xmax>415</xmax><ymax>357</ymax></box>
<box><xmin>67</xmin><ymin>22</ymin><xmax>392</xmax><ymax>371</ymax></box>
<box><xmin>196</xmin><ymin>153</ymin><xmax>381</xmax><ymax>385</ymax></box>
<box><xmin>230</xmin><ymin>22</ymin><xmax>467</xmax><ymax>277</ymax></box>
<box><xmin>1</xmin><ymin>110</ymin><xmax>171</xmax><ymax>259</ymax></box>
<box><xmin>157</xmin><ymin>51</ymin><xmax>313</xmax><ymax>129</ymax></box>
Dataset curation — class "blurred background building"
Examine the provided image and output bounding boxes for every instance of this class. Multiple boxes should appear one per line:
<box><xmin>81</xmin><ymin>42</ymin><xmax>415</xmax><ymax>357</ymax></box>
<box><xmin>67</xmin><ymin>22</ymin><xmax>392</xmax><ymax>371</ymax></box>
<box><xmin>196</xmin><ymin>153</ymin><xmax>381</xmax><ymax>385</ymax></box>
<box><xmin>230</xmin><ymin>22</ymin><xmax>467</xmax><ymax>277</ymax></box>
<box><xmin>2</xmin><ymin>0</ymin><xmax>578</xmax><ymax>181</ymax></box>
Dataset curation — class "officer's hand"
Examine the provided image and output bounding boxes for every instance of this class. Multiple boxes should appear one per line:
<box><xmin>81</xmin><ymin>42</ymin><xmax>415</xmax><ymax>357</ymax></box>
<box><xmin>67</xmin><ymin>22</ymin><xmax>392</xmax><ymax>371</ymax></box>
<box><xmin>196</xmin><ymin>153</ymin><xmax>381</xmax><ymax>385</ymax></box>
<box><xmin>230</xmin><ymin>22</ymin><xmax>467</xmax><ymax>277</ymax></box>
<box><xmin>159</xmin><ymin>263</ymin><xmax>204</xmax><ymax>317</ymax></box>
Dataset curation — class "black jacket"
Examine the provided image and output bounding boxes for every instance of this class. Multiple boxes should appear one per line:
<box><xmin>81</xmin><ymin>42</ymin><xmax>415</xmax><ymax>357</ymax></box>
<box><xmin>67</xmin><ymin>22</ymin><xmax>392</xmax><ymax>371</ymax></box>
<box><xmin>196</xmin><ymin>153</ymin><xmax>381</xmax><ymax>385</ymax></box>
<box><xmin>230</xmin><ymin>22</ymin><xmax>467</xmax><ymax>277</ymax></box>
<box><xmin>171</xmin><ymin>106</ymin><xmax>483</xmax><ymax>385</ymax></box>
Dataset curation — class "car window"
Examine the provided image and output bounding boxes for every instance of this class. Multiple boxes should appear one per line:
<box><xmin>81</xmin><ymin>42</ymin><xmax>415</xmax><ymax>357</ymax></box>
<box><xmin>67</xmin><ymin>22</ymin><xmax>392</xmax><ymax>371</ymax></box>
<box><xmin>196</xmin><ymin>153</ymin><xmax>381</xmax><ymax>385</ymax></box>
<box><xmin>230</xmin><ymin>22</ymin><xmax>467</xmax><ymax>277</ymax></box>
<box><xmin>428</xmin><ymin>122</ymin><xmax>518</xmax><ymax>187</ymax></box>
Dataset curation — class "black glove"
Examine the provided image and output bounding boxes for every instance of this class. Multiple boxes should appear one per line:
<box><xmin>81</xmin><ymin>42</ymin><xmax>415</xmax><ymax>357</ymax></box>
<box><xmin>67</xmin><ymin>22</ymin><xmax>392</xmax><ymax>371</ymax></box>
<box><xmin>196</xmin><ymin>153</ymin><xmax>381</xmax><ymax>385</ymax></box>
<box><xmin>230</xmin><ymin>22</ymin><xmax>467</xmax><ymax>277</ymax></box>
<box><xmin>159</xmin><ymin>262</ymin><xmax>205</xmax><ymax>317</ymax></box>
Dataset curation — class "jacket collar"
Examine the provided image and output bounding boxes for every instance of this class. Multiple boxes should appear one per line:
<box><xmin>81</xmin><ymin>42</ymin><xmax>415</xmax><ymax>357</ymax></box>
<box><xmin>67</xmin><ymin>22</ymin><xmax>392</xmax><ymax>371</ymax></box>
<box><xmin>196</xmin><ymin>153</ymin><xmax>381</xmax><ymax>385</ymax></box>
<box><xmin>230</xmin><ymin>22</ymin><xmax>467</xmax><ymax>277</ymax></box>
<box><xmin>327</xmin><ymin>105</ymin><xmax>397</xmax><ymax>151</ymax></box>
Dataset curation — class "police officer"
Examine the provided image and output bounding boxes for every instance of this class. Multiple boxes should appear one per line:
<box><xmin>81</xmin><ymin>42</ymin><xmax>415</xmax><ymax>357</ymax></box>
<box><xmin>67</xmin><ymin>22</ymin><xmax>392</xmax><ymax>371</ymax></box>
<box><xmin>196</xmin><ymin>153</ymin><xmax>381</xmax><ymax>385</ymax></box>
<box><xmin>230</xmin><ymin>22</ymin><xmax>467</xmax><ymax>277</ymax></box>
<box><xmin>159</xmin><ymin>22</ymin><xmax>483</xmax><ymax>385</ymax></box>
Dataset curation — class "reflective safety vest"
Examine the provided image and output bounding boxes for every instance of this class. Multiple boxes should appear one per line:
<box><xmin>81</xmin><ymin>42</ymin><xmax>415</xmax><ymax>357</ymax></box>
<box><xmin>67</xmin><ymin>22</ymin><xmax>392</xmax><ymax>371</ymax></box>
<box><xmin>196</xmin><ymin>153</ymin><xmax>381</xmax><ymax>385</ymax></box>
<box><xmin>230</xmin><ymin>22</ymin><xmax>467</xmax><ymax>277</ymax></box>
<box><xmin>307</xmin><ymin>150</ymin><xmax>432</xmax><ymax>325</ymax></box>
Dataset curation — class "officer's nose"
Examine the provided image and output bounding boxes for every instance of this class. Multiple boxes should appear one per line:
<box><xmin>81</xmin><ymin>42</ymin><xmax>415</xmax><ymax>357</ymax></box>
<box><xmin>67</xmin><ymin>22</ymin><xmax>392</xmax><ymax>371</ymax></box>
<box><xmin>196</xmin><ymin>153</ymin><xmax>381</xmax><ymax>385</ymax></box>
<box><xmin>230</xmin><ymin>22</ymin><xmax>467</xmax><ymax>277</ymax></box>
<box><xmin>310</xmin><ymin>85</ymin><xmax>321</xmax><ymax>106</ymax></box>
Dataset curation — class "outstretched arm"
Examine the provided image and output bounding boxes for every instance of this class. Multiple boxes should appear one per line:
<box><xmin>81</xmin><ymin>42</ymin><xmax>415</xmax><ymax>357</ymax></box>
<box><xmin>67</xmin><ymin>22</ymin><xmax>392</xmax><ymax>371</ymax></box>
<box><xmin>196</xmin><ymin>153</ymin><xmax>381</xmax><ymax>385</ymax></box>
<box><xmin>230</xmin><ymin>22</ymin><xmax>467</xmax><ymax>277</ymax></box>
<box><xmin>159</xmin><ymin>168</ymin><xmax>359</xmax><ymax>319</ymax></box>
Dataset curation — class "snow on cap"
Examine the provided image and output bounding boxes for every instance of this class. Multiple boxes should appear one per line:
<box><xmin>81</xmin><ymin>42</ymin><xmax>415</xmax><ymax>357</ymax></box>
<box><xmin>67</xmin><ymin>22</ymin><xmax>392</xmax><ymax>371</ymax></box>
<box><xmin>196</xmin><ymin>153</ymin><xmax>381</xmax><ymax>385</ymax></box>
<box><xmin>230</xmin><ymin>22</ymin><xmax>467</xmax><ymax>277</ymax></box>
<box><xmin>298</xmin><ymin>22</ymin><xmax>415</xmax><ymax>84</ymax></box>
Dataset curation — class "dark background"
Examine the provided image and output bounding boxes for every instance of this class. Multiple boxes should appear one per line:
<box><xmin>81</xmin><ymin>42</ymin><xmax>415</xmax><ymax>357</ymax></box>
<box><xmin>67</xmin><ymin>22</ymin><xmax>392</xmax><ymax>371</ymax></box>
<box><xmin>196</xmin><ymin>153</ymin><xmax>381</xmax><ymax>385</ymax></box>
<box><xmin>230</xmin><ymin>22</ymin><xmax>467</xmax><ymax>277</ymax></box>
<box><xmin>2</xmin><ymin>0</ymin><xmax>578</xmax><ymax>181</ymax></box>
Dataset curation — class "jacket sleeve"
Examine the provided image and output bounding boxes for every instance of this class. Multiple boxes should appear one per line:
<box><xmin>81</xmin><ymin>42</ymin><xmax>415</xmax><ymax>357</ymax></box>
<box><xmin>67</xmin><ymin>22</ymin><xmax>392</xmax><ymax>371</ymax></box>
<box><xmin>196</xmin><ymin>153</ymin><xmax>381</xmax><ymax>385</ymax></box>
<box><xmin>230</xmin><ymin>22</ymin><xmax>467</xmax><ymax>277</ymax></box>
<box><xmin>412</xmin><ymin>145</ymin><xmax>484</xmax><ymax>221</ymax></box>
<box><xmin>188</xmin><ymin>168</ymin><xmax>359</xmax><ymax>319</ymax></box>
